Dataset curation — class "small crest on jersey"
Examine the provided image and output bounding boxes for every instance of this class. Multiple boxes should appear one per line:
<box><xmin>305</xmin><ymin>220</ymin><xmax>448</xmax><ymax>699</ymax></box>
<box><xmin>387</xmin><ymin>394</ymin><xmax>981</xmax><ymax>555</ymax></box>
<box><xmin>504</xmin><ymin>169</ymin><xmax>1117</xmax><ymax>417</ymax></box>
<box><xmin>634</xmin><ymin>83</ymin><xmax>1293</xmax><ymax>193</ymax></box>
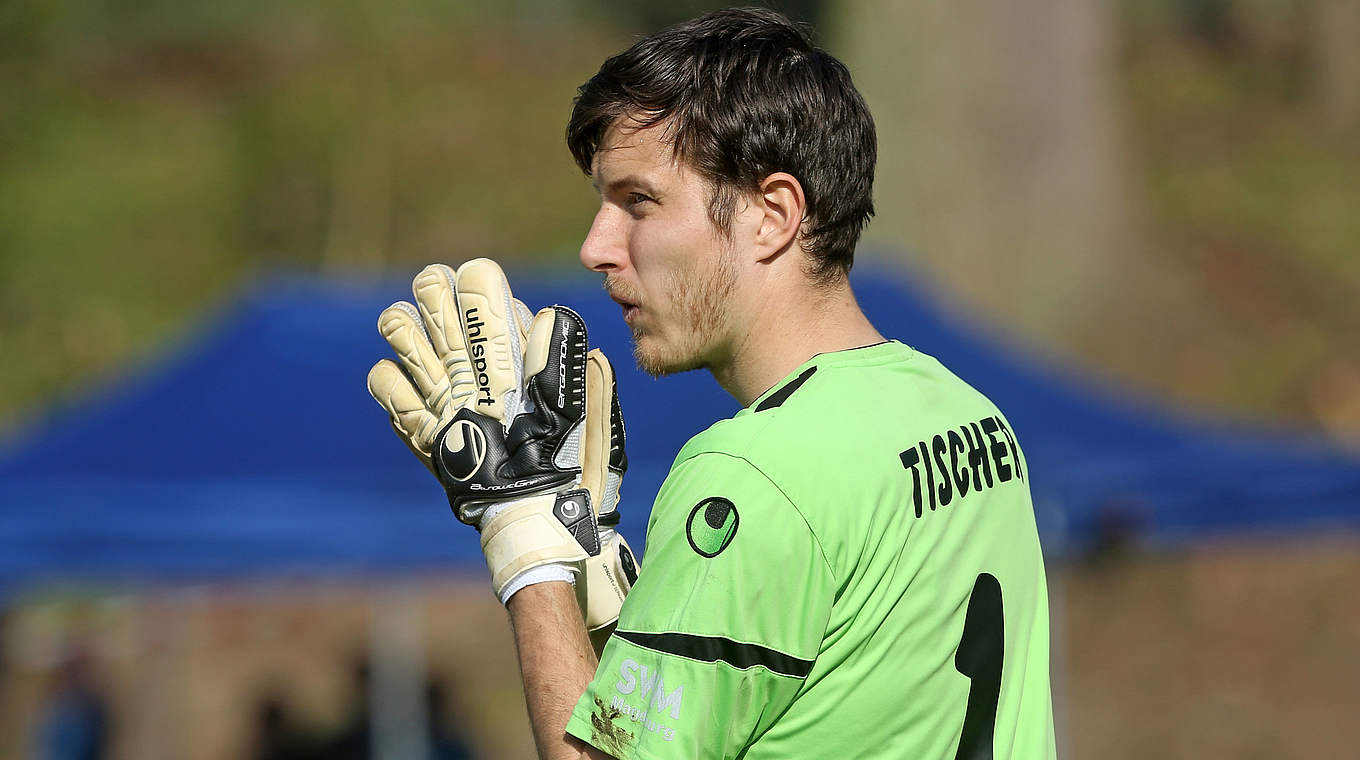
<box><xmin>686</xmin><ymin>497</ymin><xmax>738</xmax><ymax>557</ymax></box>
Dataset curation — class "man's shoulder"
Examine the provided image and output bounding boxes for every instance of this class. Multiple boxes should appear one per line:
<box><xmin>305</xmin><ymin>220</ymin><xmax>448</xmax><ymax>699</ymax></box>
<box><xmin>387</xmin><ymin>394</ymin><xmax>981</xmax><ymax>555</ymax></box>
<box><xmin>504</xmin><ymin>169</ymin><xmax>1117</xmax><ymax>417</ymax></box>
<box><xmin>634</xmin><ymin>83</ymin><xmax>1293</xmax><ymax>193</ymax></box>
<box><xmin>673</xmin><ymin>410</ymin><xmax>774</xmax><ymax>467</ymax></box>
<box><xmin>668</xmin><ymin>342</ymin><xmax>1013</xmax><ymax>506</ymax></box>
<box><xmin>669</xmin><ymin>386</ymin><xmax>826</xmax><ymax>479</ymax></box>
<box><xmin>675</xmin><ymin>341</ymin><xmax>946</xmax><ymax>464</ymax></box>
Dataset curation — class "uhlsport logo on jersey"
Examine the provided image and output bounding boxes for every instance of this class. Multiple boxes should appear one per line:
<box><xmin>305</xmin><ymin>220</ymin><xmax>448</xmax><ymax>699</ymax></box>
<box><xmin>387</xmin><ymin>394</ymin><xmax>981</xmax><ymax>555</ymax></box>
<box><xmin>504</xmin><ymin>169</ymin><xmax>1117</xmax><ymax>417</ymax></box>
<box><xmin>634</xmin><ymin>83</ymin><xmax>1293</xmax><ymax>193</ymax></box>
<box><xmin>440</xmin><ymin>419</ymin><xmax>487</xmax><ymax>481</ymax></box>
<box><xmin>686</xmin><ymin>497</ymin><xmax>738</xmax><ymax>557</ymax></box>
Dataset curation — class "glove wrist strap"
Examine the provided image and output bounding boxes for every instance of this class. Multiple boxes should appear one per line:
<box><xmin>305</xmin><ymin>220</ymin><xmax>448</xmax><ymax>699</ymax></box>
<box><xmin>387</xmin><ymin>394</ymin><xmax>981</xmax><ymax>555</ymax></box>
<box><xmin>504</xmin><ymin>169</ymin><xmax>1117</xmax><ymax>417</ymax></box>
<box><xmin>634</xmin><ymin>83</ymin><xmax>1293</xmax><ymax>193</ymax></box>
<box><xmin>479</xmin><ymin>490</ymin><xmax>598</xmax><ymax>599</ymax></box>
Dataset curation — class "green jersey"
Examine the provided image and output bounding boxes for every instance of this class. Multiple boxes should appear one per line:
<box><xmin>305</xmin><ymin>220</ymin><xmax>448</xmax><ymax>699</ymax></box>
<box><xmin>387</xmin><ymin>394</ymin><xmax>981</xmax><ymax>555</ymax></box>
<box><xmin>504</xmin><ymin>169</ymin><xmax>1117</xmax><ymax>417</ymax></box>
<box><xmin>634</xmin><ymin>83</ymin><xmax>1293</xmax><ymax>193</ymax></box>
<box><xmin>566</xmin><ymin>342</ymin><xmax>1055</xmax><ymax>759</ymax></box>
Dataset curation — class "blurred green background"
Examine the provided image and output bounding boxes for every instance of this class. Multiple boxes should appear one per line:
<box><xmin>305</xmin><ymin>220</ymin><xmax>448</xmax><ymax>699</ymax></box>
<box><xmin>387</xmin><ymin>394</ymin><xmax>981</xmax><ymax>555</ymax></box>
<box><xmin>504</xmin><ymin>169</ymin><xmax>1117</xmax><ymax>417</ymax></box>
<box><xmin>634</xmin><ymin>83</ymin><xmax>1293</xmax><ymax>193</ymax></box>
<box><xmin>1</xmin><ymin>1</ymin><xmax>1358</xmax><ymax>758</ymax></box>
<box><xmin>2</xmin><ymin>0</ymin><xmax>1357</xmax><ymax>440</ymax></box>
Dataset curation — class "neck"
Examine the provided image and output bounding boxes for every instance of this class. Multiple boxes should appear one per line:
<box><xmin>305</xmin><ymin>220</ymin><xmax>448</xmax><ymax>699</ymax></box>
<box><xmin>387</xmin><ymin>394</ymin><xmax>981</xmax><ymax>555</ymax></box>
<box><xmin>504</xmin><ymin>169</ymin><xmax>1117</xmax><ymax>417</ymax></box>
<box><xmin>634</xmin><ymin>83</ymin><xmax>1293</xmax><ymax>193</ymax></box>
<box><xmin>710</xmin><ymin>273</ymin><xmax>884</xmax><ymax>407</ymax></box>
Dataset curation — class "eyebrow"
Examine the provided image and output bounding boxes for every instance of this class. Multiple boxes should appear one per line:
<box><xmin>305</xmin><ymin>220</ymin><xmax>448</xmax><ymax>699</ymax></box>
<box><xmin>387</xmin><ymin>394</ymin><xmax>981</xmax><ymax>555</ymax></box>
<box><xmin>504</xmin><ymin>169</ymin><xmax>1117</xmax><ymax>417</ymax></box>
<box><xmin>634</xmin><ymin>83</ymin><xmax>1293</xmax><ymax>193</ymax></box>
<box><xmin>591</xmin><ymin>174</ymin><xmax>661</xmax><ymax>197</ymax></box>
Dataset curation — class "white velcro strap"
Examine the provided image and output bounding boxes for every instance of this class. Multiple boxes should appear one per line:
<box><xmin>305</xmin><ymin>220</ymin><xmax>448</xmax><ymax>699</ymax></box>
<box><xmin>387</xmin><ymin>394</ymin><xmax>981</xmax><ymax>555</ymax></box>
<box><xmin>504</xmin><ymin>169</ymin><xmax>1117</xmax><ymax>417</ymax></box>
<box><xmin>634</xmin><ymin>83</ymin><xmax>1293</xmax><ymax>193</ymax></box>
<box><xmin>479</xmin><ymin>494</ymin><xmax>590</xmax><ymax>597</ymax></box>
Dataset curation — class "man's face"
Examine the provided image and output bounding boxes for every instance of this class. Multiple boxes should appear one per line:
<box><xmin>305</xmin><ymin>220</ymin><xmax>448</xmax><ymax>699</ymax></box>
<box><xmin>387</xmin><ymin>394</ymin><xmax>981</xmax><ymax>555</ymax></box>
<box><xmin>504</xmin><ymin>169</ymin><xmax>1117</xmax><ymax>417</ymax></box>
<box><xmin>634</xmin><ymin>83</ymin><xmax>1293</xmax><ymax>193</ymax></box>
<box><xmin>580</xmin><ymin>120</ymin><xmax>743</xmax><ymax>376</ymax></box>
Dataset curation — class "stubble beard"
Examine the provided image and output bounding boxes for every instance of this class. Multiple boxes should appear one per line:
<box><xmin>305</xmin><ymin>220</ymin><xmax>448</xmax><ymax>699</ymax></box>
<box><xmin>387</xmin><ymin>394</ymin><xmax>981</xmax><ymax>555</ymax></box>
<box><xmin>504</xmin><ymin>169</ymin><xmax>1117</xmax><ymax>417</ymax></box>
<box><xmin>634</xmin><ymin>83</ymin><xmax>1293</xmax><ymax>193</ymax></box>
<box><xmin>625</xmin><ymin>250</ymin><xmax>739</xmax><ymax>378</ymax></box>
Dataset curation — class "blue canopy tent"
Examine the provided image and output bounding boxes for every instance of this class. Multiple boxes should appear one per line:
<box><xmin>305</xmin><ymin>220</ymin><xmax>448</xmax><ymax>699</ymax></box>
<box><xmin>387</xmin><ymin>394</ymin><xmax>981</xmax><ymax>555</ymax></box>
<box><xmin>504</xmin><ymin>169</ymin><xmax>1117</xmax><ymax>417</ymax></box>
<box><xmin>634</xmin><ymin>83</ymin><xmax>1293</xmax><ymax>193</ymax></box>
<box><xmin>2</xmin><ymin>261</ymin><xmax>1358</xmax><ymax>596</ymax></box>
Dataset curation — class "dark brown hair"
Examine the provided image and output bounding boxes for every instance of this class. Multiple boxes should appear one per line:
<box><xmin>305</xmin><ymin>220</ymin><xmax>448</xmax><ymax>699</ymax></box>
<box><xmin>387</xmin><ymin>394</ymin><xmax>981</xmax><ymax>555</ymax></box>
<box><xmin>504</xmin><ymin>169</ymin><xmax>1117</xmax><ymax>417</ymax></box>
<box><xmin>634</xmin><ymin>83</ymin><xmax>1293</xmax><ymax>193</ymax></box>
<box><xmin>567</xmin><ymin>7</ymin><xmax>876</xmax><ymax>280</ymax></box>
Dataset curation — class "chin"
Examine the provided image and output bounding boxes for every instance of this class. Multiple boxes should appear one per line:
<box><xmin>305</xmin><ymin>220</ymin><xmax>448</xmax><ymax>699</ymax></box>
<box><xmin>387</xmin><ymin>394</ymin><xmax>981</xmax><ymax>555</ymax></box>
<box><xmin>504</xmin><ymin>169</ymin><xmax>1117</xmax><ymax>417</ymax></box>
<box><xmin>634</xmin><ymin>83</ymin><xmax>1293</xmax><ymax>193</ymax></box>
<box><xmin>632</xmin><ymin>333</ymin><xmax>707</xmax><ymax>378</ymax></box>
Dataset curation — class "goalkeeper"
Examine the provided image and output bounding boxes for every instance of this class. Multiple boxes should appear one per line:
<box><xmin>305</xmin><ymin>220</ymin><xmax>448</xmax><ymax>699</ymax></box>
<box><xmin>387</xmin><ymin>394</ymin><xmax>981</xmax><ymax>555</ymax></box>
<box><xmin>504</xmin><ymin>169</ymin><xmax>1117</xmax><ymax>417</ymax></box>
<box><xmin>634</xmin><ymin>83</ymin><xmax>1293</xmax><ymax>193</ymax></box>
<box><xmin>368</xmin><ymin>7</ymin><xmax>1055</xmax><ymax>760</ymax></box>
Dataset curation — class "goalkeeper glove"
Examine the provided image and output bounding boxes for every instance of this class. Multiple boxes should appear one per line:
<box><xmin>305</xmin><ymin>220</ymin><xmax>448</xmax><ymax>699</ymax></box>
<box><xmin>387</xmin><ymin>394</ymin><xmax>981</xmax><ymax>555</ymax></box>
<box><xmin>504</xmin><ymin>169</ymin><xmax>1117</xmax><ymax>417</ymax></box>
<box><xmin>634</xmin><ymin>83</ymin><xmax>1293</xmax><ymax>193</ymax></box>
<box><xmin>367</xmin><ymin>259</ymin><xmax>636</xmax><ymax>619</ymax></box>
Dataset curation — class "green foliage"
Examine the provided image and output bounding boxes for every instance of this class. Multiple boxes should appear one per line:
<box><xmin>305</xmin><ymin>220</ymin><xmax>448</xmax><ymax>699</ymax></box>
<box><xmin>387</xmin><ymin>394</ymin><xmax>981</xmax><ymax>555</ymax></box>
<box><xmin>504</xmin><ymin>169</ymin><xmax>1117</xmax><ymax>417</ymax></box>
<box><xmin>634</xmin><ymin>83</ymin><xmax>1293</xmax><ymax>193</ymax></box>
<box><xmin>0</xmin><ymin>0</ymin><xmax>630</xmax><ymax>424</ymax></box>
<box><xmin>1121</xmin><ymin>0</ymin><xmax>1360</xmax><ymax>420</ymax></box>
<box><xmin>0</xmin><ymin>0</ymin><xmax>1355</xmax><ymax>430</ymax></box>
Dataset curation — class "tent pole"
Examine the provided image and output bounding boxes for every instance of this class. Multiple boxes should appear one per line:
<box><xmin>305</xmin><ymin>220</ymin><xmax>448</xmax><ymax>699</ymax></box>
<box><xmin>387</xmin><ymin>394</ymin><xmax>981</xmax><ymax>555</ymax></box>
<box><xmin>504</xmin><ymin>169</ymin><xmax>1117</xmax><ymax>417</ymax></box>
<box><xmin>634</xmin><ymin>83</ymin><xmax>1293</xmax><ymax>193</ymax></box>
<box><xmin>133</xmin><ymin>589</ymin><xmax>186</xmax><ymax>760</ymax></box>
<box><xmin>369</xmin><ymin>582</ymin><xmax>429</xmax><ymax>760</ymax></box>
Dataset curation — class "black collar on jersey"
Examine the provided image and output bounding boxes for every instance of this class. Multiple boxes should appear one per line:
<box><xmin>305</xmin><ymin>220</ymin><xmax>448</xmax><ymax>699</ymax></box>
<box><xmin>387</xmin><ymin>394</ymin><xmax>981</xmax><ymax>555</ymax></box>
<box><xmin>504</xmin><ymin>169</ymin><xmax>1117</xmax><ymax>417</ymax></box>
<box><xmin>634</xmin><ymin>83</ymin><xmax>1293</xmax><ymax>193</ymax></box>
<box><xmin>753</xmin><ymin>341</ymin><xmax>892</xmax><ymax>413</ymax></box>
<box><xmin>755</xmin><ymin>366</ymin><xmax>817</xmax><ymax>412</ymax></box>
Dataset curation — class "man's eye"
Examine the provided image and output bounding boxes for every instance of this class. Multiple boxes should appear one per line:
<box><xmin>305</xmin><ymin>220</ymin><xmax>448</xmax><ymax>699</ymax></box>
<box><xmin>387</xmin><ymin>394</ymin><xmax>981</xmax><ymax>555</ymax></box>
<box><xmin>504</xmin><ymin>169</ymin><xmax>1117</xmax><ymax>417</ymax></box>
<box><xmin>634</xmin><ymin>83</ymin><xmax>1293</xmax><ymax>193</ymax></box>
<box><xmin>626</xmin><ymin>192</ymin><xmax>655</xmax><ymax>207</ymax></box>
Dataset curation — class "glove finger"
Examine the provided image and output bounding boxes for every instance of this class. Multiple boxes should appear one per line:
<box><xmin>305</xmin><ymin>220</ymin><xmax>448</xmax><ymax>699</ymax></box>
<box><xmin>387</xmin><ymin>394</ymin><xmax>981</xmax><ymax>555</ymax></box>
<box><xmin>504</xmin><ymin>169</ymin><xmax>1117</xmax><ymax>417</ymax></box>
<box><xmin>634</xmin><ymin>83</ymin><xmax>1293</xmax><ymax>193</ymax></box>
<box><xmin>523</xmin><ymin>306</ymin><xmax>588</xmax><ymax>419</ymax></box>
<box><xmin>515</xmin><ymin>306</ymin><xmax>588</xmax><ymax>472</ymax></box>
<box><xmin>412</xmin><ymin>264</ymin><xmax>476</xmax><ymax>410</ymax></box>
<box><xmin>581</xmin><ymin>349</ymin><xmax>614</xmax><ymax>517</ymax></box>
<box><xmin>604</xmin><ymin>353</ymin><xmax>628</xmax><ymax>476</ymax></box>
<box><xmin>455</xmin><ymin>258</ymin><xmax>526</xmax><ymax>422</ymax></box>
<box><xmin>366</xmin><ymin>358</ymin><xmax>442</xmax><ymax>458</ymax></box>
<box><xmin>378</xmin><ymin>301</ymin><xmax>456</xmax><ymax>419</ymax></box>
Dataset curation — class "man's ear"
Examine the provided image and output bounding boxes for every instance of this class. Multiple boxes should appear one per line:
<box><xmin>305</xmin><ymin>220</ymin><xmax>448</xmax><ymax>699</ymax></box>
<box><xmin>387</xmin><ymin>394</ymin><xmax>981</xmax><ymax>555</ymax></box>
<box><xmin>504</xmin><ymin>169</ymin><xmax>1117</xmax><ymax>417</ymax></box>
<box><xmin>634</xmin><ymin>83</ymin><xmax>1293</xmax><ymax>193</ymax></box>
<box><xmin>751</xmin><ymin>172</ymin><xmax>806</xmax><ymax>263</ymax></box>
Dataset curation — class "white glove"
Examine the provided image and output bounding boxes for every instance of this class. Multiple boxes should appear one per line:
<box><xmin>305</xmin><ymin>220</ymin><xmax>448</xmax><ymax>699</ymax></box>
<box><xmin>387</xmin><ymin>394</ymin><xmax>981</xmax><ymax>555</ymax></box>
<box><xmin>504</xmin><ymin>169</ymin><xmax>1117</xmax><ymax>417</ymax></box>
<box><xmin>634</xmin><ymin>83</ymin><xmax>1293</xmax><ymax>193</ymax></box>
<box><xmin>367</xmin><ymin>259</ymin><xmax>635</xmax><ymax>613</ymax></box>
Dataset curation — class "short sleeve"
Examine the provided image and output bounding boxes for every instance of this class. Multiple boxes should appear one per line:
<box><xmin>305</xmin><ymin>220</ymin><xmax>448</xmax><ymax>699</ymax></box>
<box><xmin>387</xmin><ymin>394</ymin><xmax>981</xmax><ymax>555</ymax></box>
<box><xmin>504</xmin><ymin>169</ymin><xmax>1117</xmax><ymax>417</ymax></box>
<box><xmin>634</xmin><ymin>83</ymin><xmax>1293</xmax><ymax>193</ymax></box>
<box><xmin>565</xmin><ymin>452</ymin><xmax>835</xmax><ymax>760</ymax></box>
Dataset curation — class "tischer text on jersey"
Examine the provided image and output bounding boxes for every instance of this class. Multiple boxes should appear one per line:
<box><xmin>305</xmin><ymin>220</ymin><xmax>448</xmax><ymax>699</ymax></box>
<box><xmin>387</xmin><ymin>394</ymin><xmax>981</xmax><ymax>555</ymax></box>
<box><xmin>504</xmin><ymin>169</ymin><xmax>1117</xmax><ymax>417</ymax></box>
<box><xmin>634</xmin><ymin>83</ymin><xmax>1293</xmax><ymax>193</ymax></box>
<box><xmin>565</xmin><ymin>341</ymin><xmax>1056</xmax><ymax>759</ymax></box>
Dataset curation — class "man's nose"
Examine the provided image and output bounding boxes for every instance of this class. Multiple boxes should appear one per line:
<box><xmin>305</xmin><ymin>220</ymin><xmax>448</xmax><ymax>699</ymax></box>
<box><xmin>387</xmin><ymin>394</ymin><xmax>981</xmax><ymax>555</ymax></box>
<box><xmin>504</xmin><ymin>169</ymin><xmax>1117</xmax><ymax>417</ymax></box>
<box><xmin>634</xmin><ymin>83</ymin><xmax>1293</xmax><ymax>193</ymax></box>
<box><xmin>579</xmin><ymin>206</ymin><xmax>625</xmax><ymax>273</ymax></box>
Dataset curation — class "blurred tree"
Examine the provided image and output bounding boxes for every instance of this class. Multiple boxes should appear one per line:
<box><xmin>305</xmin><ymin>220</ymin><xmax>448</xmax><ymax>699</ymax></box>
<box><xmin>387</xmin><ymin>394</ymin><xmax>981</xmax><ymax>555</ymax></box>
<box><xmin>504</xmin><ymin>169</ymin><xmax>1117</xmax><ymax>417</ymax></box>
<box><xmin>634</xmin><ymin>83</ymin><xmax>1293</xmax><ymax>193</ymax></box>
<box><xmin>0</xmin><ymin>0</ymin><xmax>624</xmax><ymax>426</ymax></box>
<box><xmin>1</xmin><ymin>0</ymin><xmax>1354</xmax><ymax>432</ymax></box>
<box><xmin>1313</xmin><ymin>0</ymin><xmax>1360</xmax><ymax>130</ymax></box>
<box><xmin>609</xmin><ymin>0</ymin><xmax>823</xmax><ymax>32</ymax></box>
<box><xmin>833</xmin><ymin>0</ymin><xmax>1359</xmax><ymax>434</ymax></box>
<box><xmin>1182</xmin><ymin>0</ymin><xmax>1236</xmax><ymax>49</ymax></box>
<box><xmin>837</xmin><ymin>0</ymin><xmax>1137</xmax><ymax>345</ymax></box>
